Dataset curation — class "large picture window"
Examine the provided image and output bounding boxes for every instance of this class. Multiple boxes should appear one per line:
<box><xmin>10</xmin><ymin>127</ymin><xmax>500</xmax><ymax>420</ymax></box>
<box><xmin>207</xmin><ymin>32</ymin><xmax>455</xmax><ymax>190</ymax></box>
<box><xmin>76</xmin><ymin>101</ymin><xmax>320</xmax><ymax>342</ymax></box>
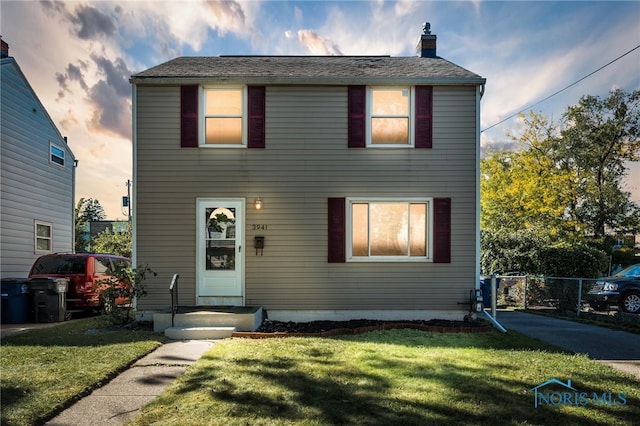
<box><xmin>348</xmin><ymin>199</ymin><xmax>431</xmax><ymax>261</ymax></box>
<box><xmin>369</xmin><ymin>87</ymin><xmax>412</xmax><ymax>145</ymax></box>
<box><xmin>203</xmin><ymin>87</ymin><xmax>245</xmax><ymax>145</ymax></box>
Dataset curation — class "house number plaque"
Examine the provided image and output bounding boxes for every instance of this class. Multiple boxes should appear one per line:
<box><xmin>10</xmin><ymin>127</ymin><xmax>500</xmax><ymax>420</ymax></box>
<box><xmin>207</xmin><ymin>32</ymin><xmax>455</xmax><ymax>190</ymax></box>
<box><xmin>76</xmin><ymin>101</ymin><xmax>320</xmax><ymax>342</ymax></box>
<box><xmin>252</xmin><ymin>224</ymin><xmax>268</xmax><ymax>231</ymax></box>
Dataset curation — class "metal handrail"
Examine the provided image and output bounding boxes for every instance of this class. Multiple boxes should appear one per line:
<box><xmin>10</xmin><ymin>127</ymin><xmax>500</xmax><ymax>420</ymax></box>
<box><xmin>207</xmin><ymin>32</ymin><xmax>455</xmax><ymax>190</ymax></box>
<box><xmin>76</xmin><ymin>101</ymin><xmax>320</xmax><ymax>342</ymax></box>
<box><xmin>169</xmin><ymin>274</ymin><xmax>179</xmax><ymax>327</ymax></box>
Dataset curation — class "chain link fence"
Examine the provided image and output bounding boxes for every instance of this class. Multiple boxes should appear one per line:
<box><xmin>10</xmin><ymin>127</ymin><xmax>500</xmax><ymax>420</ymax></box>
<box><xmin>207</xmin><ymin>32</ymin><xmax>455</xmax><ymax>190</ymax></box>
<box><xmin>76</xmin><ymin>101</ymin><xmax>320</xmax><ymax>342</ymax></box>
<box><xmin>489</xmin><ymin>275</ymin><xmax>601</xmax><ymax>317</ymax></box>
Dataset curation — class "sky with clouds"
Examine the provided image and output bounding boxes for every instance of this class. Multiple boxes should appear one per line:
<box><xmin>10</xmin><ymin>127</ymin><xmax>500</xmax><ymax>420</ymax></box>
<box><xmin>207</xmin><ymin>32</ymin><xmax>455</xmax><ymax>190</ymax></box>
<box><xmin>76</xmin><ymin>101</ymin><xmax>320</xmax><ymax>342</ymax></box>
<box><xmin>2</xmin><ymin>0</ymin><xmax>639</xmax><ymax>219</ymax></box>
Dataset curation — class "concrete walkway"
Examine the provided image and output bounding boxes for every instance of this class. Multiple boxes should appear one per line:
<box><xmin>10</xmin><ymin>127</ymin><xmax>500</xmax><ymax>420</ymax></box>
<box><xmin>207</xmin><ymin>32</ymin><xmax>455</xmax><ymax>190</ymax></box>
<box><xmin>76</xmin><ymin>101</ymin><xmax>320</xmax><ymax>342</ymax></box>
<box><xmin>496</xmin><ymin>310</ymin><xmax>640</xmax><ymax>379</ymax></box>
<box><xmin>45</xmin><ymin>339</ymin><xmax>216</xmax><ymax>426</ymax></box>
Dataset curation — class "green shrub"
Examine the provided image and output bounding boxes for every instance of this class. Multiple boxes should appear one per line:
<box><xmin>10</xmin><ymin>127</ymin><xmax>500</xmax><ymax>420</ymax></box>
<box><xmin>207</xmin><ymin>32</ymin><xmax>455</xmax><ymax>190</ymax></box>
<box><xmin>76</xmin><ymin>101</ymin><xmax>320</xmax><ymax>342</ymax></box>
<box><xmin>537</xmin><ymin>242</ymin><xmax>608</xmax><ymax>312</ymax></box>
<box><xmin>97</xmin><ymin>265</ymin><xmax>155</xmax><ymax>325</ymax></box>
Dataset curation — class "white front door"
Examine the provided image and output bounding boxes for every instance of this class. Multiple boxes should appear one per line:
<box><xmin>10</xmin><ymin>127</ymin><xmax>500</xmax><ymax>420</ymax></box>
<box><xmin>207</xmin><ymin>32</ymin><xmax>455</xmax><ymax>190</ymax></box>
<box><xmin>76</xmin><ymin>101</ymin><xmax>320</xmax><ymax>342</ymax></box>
<box><xmin>196</xmin><ymin>198</ymin><xmax>244</xmax><ymax>302</ymax></box>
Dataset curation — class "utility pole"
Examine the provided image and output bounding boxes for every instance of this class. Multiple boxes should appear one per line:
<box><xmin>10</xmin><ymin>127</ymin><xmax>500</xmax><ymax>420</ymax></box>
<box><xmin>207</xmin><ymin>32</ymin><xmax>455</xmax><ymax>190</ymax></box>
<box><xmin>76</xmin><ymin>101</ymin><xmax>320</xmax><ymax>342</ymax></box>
<box><xmin>123</xmin><ymin>179</ymin><xmax>131</xmax><ymax>221</ymax></box>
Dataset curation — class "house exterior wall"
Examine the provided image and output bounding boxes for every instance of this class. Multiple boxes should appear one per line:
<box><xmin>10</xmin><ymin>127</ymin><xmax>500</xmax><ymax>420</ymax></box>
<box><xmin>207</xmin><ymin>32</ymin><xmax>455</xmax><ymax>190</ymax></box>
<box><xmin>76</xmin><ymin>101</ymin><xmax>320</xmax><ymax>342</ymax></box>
<box><xmin>0</xmin><ymin>58</ymin><xmax>75</xmax><ymax>278</ymax></box>
<box><xmin>134</xmin><ymin>84</ymin><xmax>478</xmax><ymax>317</ymax></box>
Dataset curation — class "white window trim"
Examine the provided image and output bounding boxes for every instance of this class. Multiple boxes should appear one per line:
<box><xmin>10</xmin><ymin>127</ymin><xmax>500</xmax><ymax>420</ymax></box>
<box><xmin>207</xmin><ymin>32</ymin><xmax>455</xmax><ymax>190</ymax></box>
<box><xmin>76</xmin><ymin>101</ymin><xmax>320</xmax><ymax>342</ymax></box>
<box><xmin>200</xmin><ymin>85</ymin><xmax>248</xmax><ymax>148</ymax></box>
<box><xmin>34</xmin><ymin>220</ymin><xmax>53</xmax><ymax>254</ymax></box>
<box><xmin>366</xmin><ymin>86</ymin><xmax>415</xmax><ymax>148</ymax></box>
<box><xmin>346</xmin><ymin>197</ymin><xmax>433</xmax><ymax>262</ymax></box>
<box><xmin>49</xmin><ymin>142</ymin><xmax>66</xmax><ymax>167</ymax></box>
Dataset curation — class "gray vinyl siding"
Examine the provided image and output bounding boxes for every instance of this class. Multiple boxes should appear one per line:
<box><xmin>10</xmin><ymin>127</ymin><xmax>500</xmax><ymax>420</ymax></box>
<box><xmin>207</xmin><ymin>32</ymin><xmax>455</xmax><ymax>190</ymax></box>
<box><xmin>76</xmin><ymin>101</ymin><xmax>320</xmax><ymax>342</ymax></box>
<box><xmin>135</xmin><ymin>85</ymin><xmax>477</xmax><ymax>311</ymax></box>
<box><xmin>1</xmin><ymin>59</ymin><xmax>74</xmax><ymax>277</ymax></box>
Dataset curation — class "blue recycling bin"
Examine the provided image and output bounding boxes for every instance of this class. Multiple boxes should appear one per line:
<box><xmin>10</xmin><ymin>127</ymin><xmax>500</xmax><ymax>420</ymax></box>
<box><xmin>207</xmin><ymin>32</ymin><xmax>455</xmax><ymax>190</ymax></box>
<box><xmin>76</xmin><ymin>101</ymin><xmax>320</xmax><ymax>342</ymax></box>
<box><xmin>480</xmin><ymin>276</ymin><xmax>501</xmax><ymax>307</ymax></box>
<box><xmin>1</xmin><ymin>278</ymin><xmax>30</xmax><ymax>324</ymax></box>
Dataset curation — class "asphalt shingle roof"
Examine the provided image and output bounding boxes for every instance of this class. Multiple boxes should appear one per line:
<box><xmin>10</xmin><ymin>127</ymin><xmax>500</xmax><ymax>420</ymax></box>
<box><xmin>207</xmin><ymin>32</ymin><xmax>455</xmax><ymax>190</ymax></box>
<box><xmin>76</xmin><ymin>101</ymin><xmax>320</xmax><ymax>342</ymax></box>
<box><xmin>130</xmin><ymin>56</ymin><xmax>485</xmax><ymax>85</ymax></box>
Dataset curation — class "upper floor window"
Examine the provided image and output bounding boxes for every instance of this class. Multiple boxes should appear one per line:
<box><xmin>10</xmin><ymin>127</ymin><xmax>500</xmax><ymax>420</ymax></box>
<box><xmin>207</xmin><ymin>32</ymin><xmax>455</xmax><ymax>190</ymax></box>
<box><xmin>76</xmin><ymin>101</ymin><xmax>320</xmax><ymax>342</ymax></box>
<box><xmin>50</xmin><ymin>142</ymin><xmax>65</xmax><ymax>167</ymax></box>
<box><xmin>348</xmin><ymin>85</ymin><xmax>431</xmax><ymax>149</ymax></box>
<box><xmin>202</xmin><ymin>87</ymin><xmax>246</xmax><ymax>146</ymax></box>
<box><xmin>35</xmin><ymin>220</ymin><xmax>52</xmax><ymax>253</ymax></box>
<box><xmin>369</xmin><ymin>87</ymin><xmax>412</xmax><ymax>146</ymax></box>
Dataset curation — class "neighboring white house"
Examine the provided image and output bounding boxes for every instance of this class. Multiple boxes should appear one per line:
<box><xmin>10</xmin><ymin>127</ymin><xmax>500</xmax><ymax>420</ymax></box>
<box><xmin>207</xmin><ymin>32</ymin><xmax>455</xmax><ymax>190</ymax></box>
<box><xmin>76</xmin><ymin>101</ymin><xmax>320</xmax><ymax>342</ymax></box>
<box><xmin>1</xmin><ymin>38</ymin><xmax>76</xmax><ymax>278</ymax></box>
<box><xmin>130</xmin><ymin>27</ymin><xmax>485</xmax><ymax>322</ymax></box>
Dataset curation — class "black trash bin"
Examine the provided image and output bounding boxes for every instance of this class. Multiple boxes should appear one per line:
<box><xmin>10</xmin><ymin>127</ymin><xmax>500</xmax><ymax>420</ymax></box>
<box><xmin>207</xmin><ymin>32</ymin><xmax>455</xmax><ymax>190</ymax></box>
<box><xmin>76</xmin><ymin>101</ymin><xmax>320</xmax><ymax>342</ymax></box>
<box><xmin>29</xmin><ymin>278</ymin><xmax>68</xmax><ymax>322</ymax></box>
<box><xmin>480</xmin><ymin>276</ymin><xmax>501</xmax><ymax>307</ymax></box>
<box><xmin>1</xmin><ymin>278</ymin><xmax>30</xmax><ymax>324</ymax></box>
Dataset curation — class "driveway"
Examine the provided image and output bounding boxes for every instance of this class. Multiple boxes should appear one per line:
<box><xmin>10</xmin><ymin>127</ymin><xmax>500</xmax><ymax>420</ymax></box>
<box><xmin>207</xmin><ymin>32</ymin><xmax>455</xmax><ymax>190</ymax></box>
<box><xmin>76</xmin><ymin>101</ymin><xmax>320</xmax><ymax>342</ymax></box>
<box><xmin>496</xmin><ymin>310</ymin><xmax>640</xmax><ymax>379</ymax></box>
<box><xmin>1</xmin><ymin>321</ymin><xmax>66</xmax><ymax>339</ymax></box>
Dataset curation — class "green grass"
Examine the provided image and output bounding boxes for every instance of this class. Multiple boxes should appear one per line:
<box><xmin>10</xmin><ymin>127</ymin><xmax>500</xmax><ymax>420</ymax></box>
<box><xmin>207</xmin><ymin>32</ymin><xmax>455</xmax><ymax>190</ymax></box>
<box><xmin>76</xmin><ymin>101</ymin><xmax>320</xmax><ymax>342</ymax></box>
<box><xmin>0</xmin><ymin>317</ymin><xmax>164</xmax><ymax>426</ymax></box>
<box><xmin>131</xmin><ymin>330</ymin><xmax>639</xmax><ymax>426</ymax></box>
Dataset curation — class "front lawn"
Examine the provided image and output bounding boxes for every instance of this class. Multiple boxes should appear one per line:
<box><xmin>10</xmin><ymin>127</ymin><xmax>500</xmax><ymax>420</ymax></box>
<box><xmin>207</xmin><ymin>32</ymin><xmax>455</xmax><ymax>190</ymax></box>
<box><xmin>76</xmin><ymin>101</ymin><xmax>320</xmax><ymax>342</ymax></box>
<box><xmin>131</xmin><ymin>330</ymin><xmax>639</xmax><ymax>425</ymax></box>
<box><xmin>0</xmin><ymin>317</ymin><xmax>164</xmax><ymax>426</ymax></box>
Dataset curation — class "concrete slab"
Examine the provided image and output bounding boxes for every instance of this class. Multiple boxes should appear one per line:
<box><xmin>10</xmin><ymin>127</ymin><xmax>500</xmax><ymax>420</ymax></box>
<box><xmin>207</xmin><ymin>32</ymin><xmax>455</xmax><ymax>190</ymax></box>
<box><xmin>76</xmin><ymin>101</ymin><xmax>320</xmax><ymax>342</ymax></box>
<box><xmin>46</xmin><ymin>366</ymin><xmax>186</xmax><ymax>426</ymax></box>
<box><xmin>45</xmin><ymin>339</ymin><xmax>216</xmax><ymax>425</ymax></box>
<box><xmin>134</xmin><ymin>339</ymin><xmax>216</xmax><ymax>366</ymax></box>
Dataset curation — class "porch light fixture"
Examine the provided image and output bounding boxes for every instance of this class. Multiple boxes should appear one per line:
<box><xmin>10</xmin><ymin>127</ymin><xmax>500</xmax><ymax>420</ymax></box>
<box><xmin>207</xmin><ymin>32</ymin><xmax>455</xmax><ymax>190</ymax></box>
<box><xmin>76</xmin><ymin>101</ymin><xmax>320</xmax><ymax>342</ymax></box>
<box><xmin>254</xmin><ymin>198</ymin><xmax>263</xmax><ymax>210</ymax></box>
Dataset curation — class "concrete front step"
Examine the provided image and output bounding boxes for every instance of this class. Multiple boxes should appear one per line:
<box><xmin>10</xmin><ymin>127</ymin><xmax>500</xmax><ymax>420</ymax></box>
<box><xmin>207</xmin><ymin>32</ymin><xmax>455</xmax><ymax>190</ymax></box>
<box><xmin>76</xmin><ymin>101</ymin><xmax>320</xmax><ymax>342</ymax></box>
<box><xmin>164</xmin><ymin>326</ymin><xmax>236</xmax><ymax>340</ymax></box>
<box><xmin>154</xmin><ymin>307</ymin><xmax>263</xmax><ymax>333</ymax></box>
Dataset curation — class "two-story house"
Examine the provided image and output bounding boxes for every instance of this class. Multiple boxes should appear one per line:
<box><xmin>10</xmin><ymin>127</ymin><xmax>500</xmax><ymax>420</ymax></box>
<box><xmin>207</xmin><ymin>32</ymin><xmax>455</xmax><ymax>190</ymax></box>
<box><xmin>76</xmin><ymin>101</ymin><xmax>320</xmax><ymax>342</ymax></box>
<box><xmin>130</xmin><ymin>27</ymin><xmax>485</xmax><ymax>328</ymax></box>
<box><xmin>1</xmin><ymin>38</ymin><xmax>76</xmax><ymax>278</ymax></box>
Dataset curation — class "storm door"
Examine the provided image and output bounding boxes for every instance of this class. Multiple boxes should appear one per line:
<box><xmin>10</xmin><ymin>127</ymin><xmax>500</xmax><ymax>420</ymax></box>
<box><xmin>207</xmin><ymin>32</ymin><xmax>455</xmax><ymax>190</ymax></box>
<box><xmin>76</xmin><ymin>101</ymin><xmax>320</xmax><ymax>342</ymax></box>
<box><xmin>196</xmin><ymin>199</ymin><xmax>244</xmax><ymax>300</ymax></box>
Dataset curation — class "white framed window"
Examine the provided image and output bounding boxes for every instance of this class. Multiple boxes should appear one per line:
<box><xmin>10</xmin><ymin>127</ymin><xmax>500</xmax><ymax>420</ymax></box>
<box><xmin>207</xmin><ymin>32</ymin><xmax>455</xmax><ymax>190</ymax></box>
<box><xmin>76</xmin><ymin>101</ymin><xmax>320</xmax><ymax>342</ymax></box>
<box><xmin>50</xmin><ymin>142</ymin><xmax>65</xmax><ymax>167</ymax></box>
<box><xmin>347</xmin><ymin>198</ymin><xmax>432</xmax><ymax>261</ymax></box>
<box><xmin>201</xmin><ymin>86</ymin><xmax>247</xmax><ymax>147</ymax></box>
<box><xmin>367</xmin><ymin>86</ymin><xmax>414</xmax><ymax>147</ymax></box>
<box><xmin>35</xmin><ymin>221</ymin><xmax>53</xmax><ymax>253</ymax></box>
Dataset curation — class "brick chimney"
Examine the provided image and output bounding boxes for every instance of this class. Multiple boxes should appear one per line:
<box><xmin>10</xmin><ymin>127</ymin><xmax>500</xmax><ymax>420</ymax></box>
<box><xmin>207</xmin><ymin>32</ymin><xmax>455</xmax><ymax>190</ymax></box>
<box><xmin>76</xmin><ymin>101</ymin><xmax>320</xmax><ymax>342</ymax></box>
<box><xmin>1</xmin><ymin>37</ymin><xmax>8</xmax><ymax>58</ymax></box>
<box><xmin>416</xmin><ymin>23</ymin><xmax>437</xmax><ymax>58</ymax></box>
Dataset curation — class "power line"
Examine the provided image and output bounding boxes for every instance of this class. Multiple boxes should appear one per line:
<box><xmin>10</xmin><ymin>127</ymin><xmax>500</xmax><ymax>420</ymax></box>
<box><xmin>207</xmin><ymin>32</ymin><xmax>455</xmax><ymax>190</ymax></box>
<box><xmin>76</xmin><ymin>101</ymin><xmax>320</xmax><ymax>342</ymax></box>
<box><xmin>481</xmin><ymin>43</ymin><xmax>640</xmax><ymax>134</ymax></box>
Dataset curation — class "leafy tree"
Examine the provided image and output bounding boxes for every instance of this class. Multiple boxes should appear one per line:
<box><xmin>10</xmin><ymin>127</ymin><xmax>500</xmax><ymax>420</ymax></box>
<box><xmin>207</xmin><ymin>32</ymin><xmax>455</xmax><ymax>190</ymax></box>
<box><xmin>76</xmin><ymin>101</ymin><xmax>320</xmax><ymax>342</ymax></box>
<box><xmin>78</xmin><ymin>198</ymin><xmax>106</xmax><ymax>222</ymax></box>
<box><xmin>481</xmin><ymin>90</ymin><xmax>640</xmax><ymax>242</ymax></box>
<box><xmin>92</xmin><ymin>222</ymin><xmax>132</xmax><ymax>258</ymax></box>
<box><xmin>559</xmin><ymin>89</ymin><xmax>640</xmax><ymax>238</ymax></box>
<box><xmin>74</xmin><ymin>198</ymin><xmax>107</xmax><ymax>252</ymax></box>
<box><xmin>481</xmin><ymin>112</ymin><xmax>577</xmax><ymax>237</ymax></box>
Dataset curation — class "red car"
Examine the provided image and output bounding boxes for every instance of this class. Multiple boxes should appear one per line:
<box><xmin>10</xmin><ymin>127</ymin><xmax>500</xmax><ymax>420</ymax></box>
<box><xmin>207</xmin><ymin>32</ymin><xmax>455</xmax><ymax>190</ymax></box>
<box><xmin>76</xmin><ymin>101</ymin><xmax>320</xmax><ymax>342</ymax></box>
<box><xmin>29</xmin><ymin>253</ymin><xmax>131</xmax><ymax>312</ymax></box>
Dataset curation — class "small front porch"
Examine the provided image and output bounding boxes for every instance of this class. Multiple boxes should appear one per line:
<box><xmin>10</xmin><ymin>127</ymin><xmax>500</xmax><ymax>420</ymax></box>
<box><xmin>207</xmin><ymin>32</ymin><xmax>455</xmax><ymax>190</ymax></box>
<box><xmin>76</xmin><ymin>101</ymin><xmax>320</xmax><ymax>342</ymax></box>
<box><xmin>154</xmin><ymin>306</ymin><xmax>264</xmax><ymax>340</ymax></box>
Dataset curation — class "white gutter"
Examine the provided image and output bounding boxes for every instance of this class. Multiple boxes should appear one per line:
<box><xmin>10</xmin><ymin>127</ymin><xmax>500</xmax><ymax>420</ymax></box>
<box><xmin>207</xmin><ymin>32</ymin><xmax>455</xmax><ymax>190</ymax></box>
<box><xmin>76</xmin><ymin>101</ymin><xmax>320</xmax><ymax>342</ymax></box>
<box><xmin>129</xmin><ymin>76</ymin><xmax>487</xmax><ymax>86</ymax></box>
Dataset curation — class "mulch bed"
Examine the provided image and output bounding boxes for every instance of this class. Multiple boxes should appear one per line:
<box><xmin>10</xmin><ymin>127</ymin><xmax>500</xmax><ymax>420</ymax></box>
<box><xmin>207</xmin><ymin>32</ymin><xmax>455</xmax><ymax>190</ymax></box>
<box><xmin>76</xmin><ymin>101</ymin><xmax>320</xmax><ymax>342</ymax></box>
<box><xmin>232</xmin><ymin>318</ymin><xmax>491</xmax><ymax>338</ymax></box>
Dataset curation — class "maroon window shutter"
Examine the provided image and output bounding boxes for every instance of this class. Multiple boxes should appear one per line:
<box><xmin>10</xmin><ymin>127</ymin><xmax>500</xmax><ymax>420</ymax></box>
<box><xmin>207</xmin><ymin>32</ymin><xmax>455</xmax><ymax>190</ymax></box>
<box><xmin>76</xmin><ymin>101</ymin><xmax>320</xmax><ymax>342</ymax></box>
<box><xmin>415</xmin><ymin>86</ymin><xmax>433</xmax><ymax>149</ymax></box>
<box><xmin>180</xmin><ymin>85</ymin><xmax>199</xmax><ymax>148</ymax></box>
<box><xmin>248</xmin><ymin>86</ymin><xmax>266</xmax><ymax>148</ymax></box>
<box><xmin>328</xmin><ymin>198</ymin><xmax>346</xmax><ymax>263</ymax></box>
<box><xmin>348</xmin><ymin>86</ymin><xmax>366</xmax><ymax>148</ymax></box>
<box><xmin>433</xmin><ymin>198</ymin><xmax>451</xmax><ymax>263</ymax></box>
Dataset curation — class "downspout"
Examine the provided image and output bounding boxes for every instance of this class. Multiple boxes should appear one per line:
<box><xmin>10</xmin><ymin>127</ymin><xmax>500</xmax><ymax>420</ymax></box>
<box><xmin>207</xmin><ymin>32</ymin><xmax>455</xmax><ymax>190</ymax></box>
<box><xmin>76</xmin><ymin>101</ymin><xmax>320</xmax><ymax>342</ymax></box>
<box><xmin>475</xmin><ymin>84</ymin><xmax>482</xmax><ymax>295</ymax></box>
<box><xmin>67</xmin><ymin>135</ymin><xmax>78</xmax><ymax>254</ymax></box>
<box><xmin>131</xmin><ymin>83</ymin><xmax>138</xmax><ymax>309</ymax></box>
<box><xmin>475</xmin><ymin>81</ymin><xmax>506</xmax><ymax>333</ymax></box>
<box><xmin>483</xmin><ymin>310</ymin><xmax>507</xmax><ymax>333</ymax></box>
<box><xmin>72</xmin><ymin>158</ymin><xmax>77</xmax><ymax>253</ymax></box>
